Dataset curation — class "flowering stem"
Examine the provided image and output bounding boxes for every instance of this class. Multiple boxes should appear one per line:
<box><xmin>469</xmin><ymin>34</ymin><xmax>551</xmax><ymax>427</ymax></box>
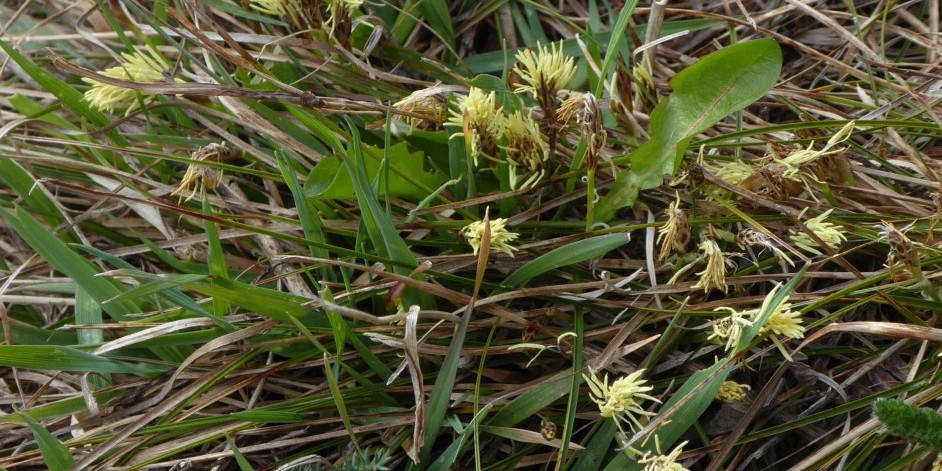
<box><xmin>586</xmin><ymin>168</ymin><xmax>596</xmax><ymax>231</ymax></box>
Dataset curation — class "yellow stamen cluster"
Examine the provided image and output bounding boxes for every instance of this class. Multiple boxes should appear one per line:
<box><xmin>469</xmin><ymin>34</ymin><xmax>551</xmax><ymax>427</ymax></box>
<box><xmin>759</xmin><ymin>297</ymin><xmax>805</xmax><ymax>339</ymax></box>
<box><xmin>513</xmin><ymin>42</ymin><xmax>576</xmax><ymax>107</ymax></box>
<box><xmin>716</xmin><ymin>381</ymin><xmax>751</xmax><ymax>403</ymax></box>
<box><xmin>502</xmin><ymin>111</ymin><xmax>548</xmax><ymax>189</ymax></box>
<box><xmin>693</xmin><ymin>237</ymin><xmax>733</xmax><ymax>293</ymax></box>
<box><xmin>714</xmin><ymin>160</ymin><xmax>755</xmax><ymax>187</ymax></box>
<box><xmin>461</xmin><ymin>216</ymin><xmax>519</xmax><ymax>257</ymax></box>
<box><xmin>83</xmin><ymin>49</ymin><xmax>171</xmax><ymax>114</ymax></box>
<box><xmin>447</xmin><ymin>87</ymin><xmax>505</xmax><ymax>165</ymax></box>
<box><xmin>583</xmin><ymin>369</ymin><xmax>659</xmax><ymax>431</ymax></box>
<box><xmin>638</xmin><ymin>440</ymin><xmax>690</xmax><ymax>471</ymax></box>
<box><xmin>249</xmin><ymin>0</ymin><xmax>300</xmax><ymax>16</ymax></box>
<box><xmin>790</xmin><ymin>209</ymin><xmax>847</xmax><ymax>256</ymax></box>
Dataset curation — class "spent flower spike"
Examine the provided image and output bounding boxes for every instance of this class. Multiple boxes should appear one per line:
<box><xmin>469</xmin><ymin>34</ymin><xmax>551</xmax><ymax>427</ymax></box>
<box><xmin>583</xmin><ymin>369</ymin><xmax>659</xmax><ymax>431</ymax></box>
<box><xmin>461</xmin><ymin>216</ymin><xmax>519</xmax><ymax>257</ymax></box>
<box><xmin>708</xmin><ymin>307</ymin><xmax>753</xmax><ymax>353</ymax></box>
<box><xmin>83</xmin><ymin>48</ymin><xmax>173</xmax><ymax>114</ymax></box>
<box><xmin>393</xmin><ymin>89</ymin><xmax>447</xmax><ymax>130</ymax></box>
<box><xmin>656</xmin><ymin>193</ymin><xmax>690</xmax><ymax>261</ymax></box>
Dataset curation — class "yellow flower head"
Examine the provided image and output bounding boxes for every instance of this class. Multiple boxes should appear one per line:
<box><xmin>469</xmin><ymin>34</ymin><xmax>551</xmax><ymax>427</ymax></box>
<box><xmin>716</xmin><ymin>381</ymin><xmax>751</xmax><ymax>403</ymax></box>
<box><xmin>656</xmin><ymin>193</ymin><xmax>690</xmax><ymax>262</ymax></box>
<box><xmin>513</xmin><ymin>42</ymin><xmax>576</xmax><ymax>100</ymax></box>
<box><xmin>758</xmin><ymin>297</ymin><xmax>805</xmax><ymax>339</ymax></box>
<box><xmin>638</xmin><ymin>440</ymin><xmax>690</xmax><ymax>471</ymax></box>
<box><xmin>249</xmin><ymin>0</ymin><xmax>300</xmax><ymax>16</ymax></box>
<box><xmin>714</xmin><ymin>160</ymin><xmax>755</xmax><ymax>187</ymax></box>
<box><xmin>692</xmin><ymin>237</ymin><xmax>733</xmax><ymax>293</ymax></box>
<box><xmin>790</xmin><ymin>209</ymin><xmax>847</xmax><ymax>256</ymax></box>
<box><xmin>583</xmin><ymin>369</ymin><xmax>660</xmax><ymax>431</ymax></box>
<box><xmin>446</xmin><ymin>87</ymin><xmax>505</xmax><ymax>164</ymax></box>
<box><xmin>83</xmin><ymin>49</ymin><xmax>171</xmax><ymax>114</ymax></box>
<box><xmin>461</xmin><ymin>216</ymin><xmax>519</xmax><ymax>257</ymax></box>
<box><xmin>503</xmin><ymin>111</ymin><xmax>547</xmax><ymax>189</ymax></box>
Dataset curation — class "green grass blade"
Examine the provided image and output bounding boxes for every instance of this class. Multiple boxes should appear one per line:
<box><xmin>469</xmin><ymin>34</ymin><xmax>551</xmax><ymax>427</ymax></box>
<box><xmin>18</xmin><ymin>412</ymin><xmax>74</xmax><ymax>471</ymax></box>
<box><xmin>503</xmin><ymin>233</ymin><xmax>632</xmax><ymax>288</ymax></box>
<box><xmin>592</xmin><ymin>0</ymin><xmax>639</xmax><ymax>96</ymax></box>
<box><xmin>0</xmin><ymin>345</ymin><xmax>165</xmax><ymax>375</ymax></box>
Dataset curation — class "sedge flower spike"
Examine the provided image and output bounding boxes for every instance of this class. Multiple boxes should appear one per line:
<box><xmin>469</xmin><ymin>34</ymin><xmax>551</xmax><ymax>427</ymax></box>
<box><xmin>759</xmin><ymin>297</ymin><xmax>805</xmax><ymax>339</ymax></box>
<box><xmin>446</xmin><ymin>87</ymin><xmax>505</xmax><ymax>165</ymax></box>
<box><xmin>502</xmin><ymin>111</ymin><xmax>548</xmax><ymax>189</ymax></box>
<box><xmin>583</xmin><ymin>369</ymin><xmax>659</xmax><ymax>431</ymax></box>
<box><xmin>638</xmin><ymin>441</ymin><xmax>690</xmax><ymax>471</ymax></box>
<box><xmin>790</xmin><ymin>209</ymin><xmax>847</xmax><ymax>256</ymax></box>
<box><xmin>716</xmin><ymin>381</ymin><xmax>751</xmax><ymax>403</ymax></box>
<box><xmin>461</xmin><ymin>217</ymin><xmax>519</xmax><ymax>257</ymax></box>
<box><xmin>250</xmin><ymin>0</ymin><xmax>300</xmax><ymax>16</ymax></box>
<box><xmin>693</xmin><ymin>236</ymin><xmax>733</xmax><ymax>293</ymax></box>
<box><xmin>83</xmin><ymin>49</ymin><xmax>173</xmax><ymax>114</ymax></box>
<box><xmin>714</xmin><ymin>160</ymin><xmax>755</xmax><ymax>187</ymax></box>
<box><xmin>513</xmin><ymin>42</ymin><xmax>575</xmax><ymax>109</ymax></box>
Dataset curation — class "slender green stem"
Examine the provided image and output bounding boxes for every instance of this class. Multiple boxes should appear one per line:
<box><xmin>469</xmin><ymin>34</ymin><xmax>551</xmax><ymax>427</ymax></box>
<box><xmin>586</xmin><ymin>169</ymin><xmax>596</xmax><ymax>232</ymax></box>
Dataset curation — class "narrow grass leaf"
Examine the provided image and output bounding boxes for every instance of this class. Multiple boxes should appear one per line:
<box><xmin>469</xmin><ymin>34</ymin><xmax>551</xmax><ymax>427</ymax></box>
<box><xmin>18</xmin><ymin>412</ymin><xmax>74</xmax><ymax>471</ymax></box>
<box><xmin>225</xmin><ymin>434</ymin><xmax>255</xmax><ymax>471</ymax></box>
<box><xmin>592</xmin><ymin>0</ymin><xmax>639</xmax><ymax>97</ymax></box>
<box><xmin>0</xmin><ymin>206</ymin><xmax>140</xmax><ymax>322</ymax></box>
<box><xmin>503</xmin><ymin>233</ymin><xmax>631</xmax><ymax>288</ymax></box>
<box><xmin>342</xmin><ymin>120</ymin><xmax>431</xmax><ymax>308</ymax></box>
<box><xmin>489</xmin><ymin>372</ymin><xmax>571</xmax><ymax>426</ymax></box>
<box><xmin>0</xmin><ymin>345</ymin><xmax>165</xmax><ymax>375</ymax></box>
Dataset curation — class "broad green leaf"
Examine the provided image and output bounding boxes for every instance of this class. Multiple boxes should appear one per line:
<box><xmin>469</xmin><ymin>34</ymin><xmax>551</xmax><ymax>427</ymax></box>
<box><xmin>305</xmin><ymin>141</ymin><xmax>446</xmax><ymax>201</ymax></box>
<box><xmin>0</xmin><ymin>345</ymin><xmax>165</xmax><ymax>375</ymax></box>
<box><xmin>467</xmin><ymin>74</ymin><xmax>509</xmax><ymax>93</ymax></box>
<box><xmin>503</xmin><ymin>233</ymin><xmax>631</xmax><ymax>288</ymax></box>
<box><xmin>19</xmin><ymin>413</ymin><xmax>74</xmax><ymax>471</ymax></box>
<box><xmin>596</xmin><ymin>39</ymin><xmax>782</xmax><ymax>220</ymax></box>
